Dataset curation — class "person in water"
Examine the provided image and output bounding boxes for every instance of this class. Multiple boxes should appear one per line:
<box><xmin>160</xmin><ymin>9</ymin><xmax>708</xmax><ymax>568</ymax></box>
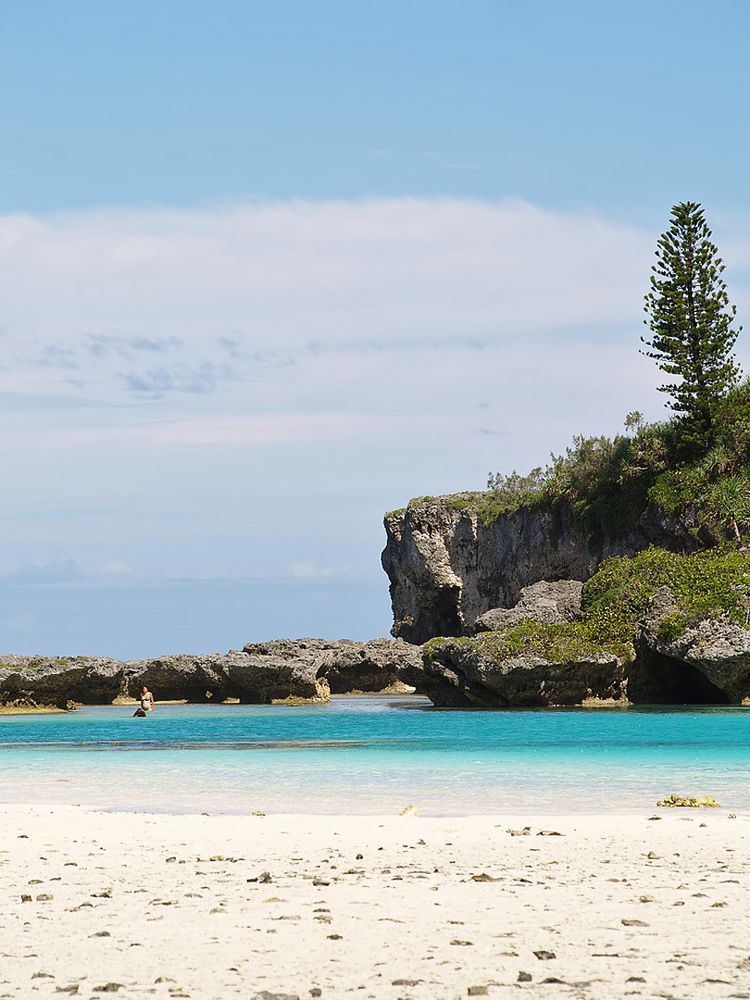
<box><xmin>133</xmin><ymin>686</ymin><xmax>155</xmax><ymax>717</ymax></box>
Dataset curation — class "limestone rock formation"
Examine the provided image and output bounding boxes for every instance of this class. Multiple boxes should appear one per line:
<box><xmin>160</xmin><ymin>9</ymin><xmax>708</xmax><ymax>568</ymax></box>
<box><xmin>0</xmin><ymin>639</ymin><xmax>422</xmax><ymax>710</ymax></box>
<box><xmin>474</xmin><ymin>579</ymin><xmax>583</xmax><ymax>632</ymax></box>
<box><xmin>126</xmin><ymin>651</ymin><xmax>330</xmax><ymax>704</ymax></box>
<box><xmin>410</xmin><ymin>579</ymin><xmax>750</xmax><ymax>708</ymax></box>
<box><xmin>633</xmin><ymin>586</ymin><xmax>750</xmax><ymax>704</ymax></box>
<box><xmin>382</xmin><ymin>497</ymin><xmax>696</xmax><ymax>643</ymax></box>
<box><xmin>241</xmin><ymin>638</ymin><xmax>421</xmax><ymax>695</ymax></box>
<box><xmin>0</xmin><ymin>655</ymin><xmax>125</xmax><ymax>710</ymax></box>
<box><xmin>410</xmin><ymin>637</ymin><xmax>627</xmax><ymax>708</ymax></box>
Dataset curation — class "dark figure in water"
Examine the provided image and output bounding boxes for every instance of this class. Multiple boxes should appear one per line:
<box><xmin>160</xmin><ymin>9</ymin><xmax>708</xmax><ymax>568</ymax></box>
<box><xmin>133</xmin><ymin>685</ymin><xmax>155</xmax><ymax>717</ymax></box>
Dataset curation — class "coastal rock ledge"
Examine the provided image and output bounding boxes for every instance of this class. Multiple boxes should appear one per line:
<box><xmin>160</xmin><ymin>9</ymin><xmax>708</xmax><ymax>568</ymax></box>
<box><xmin>0</xmin><ymin>639</ymin><xmax>422</xmax><ymax>711</ymax></box>
<box><xmin>407</xmin><ymin>577</ymin><xmax>750</xmax><ymax>708</ymax></box>
<box><xmin>409</xmin><ymin>639</ymin><xmax>627</xmax><ymax>708</ymax></box>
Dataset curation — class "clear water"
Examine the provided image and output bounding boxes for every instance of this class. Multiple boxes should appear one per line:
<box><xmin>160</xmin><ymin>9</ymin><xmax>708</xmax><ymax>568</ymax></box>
<box><xmin>1</xmin><ymin>696</ymin><xmax>749</xmax><ymax>815</ymax></box>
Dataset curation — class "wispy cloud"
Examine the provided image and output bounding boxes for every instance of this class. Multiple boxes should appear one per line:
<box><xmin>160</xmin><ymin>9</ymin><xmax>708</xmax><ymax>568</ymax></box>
<box><xmin>0</xmin><ymin>198</ymin><xmax>655</xmax><ymax>393</ymax></box>
<box><xmin>85</xmin><ymin>333</ymin><xmax>184</xmax><ymax>359</ymax></box>
<box><xmin>122</xmin><ymin>361</ymin><xmax>234</xmax><ymax>398</ymax></box>
<box><xmin>0</xmin><ymin>558</ymin><xmax>134</xmax><ymax>586</ymax></box>
<box><xmin>0</xmin><ymin>197</ymin><xmax>747</xmax><ymax>654</ymax></box>
<box><xmin>288</xmin><ymin>561</ymin><xmax>355</xmax><ymax>579</ymax></box>
<box><xmin>35</xmin><ymin>344</ymin><xmax>79</xmax><ymax>369</ymax></box>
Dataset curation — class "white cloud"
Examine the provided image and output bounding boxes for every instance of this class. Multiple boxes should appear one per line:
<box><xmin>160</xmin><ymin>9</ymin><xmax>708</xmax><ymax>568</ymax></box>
<box><xmin>0</xmin><ymin>196</ymin><xmax>747</xmax><ymax>637</ymax></box>
<box><xmin>0</xmin><ymin>557</ymin><xmax>134</xmax><ymax>586</ymax></box>
<box><xmin>0</xmin><ymin>198</ymin><xmax>659</xmax><ymax>398</ymax></box>
<box><xmin>1</xmin><ymin>197</ymin><xmax>745</xmax><ymax>410</ymax></box>
<box><xmin>288</xmin><ymin>561</ymin><xmax>356</xmax><ymax>579</ymax></box>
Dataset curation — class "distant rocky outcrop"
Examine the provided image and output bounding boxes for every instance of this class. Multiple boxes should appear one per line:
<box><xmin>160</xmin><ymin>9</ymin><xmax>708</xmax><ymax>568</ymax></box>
<box><xmin>410</xmin><ymin>577</ymin><xmax>750</xmax><ymax>708</ymax></box>
<box><xmin>0</xmin><ymin>656</ymin><xmax>125</xmax><ymax>711</ymax></box>
<box><xmin>382</xmin><ymin>497</ymin><xmax>696</xmax><ymax>643</ymax></box>
<box><xmin>6</xmin><ymin>549</ymin><xmax>750</xmax><ymax>712</ymax></box>
<box><xmin>411</xmin><ymin>636</ymin><xmax>627</xmax><ymax>708</ymax></box>
<box><xmin>241</xmin><ymin>638</ymin><xmax>421</xmax><ymax>695</ymax></box>
<box><xmin>127</xmin><ymin>650</ymin><xmax>331</xmax><ymax>705</ymax></box>
<box><xmin>0</xmin><ymin>639</ymin><xmax>422</xmax><ymax>712</ymax></box>
<box><xmin>474</xmin><ymin>579</ymin><xmax>583</xmax><ymax>632</ymax></box>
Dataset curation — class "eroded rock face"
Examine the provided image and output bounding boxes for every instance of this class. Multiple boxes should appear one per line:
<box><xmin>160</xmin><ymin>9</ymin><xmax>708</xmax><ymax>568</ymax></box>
<box><xmin>241</xmin><ymin>638</ymin><xmax>421</xmax><ymax>695</ymax></box>
<box><xmin>474</xmin><ymin>580</ymin><xmax>583</xmax><ymax>632</ymax></box>
<box><xmin>412</xmin><ymin>639</ymin><xmax>627</xmax><ymax>708</ymax></box>
<box><xmin>0</xmin><ymin>639</ymin><xmax>423</xmax><ymax>710</ymax></box>
<box><xmin>382</xmin><ymin>498</ymin><xmax>696</xmax><ymax>643</ymax></box>
<box><xmin>124</xmin><ymin>651</ymin><xmax>332</xmax><ymax>704</ymax></box>
<box><xmin>632</xmin><ymin>587</ymin><xmax>750</xmax><ymax>704</ymax></box>
<box><xmin>410</xmin><ymin>577</ymin><xmax>750</xmax><ymax>707</ymax></box>
<box><xmin>0</xmin><ymin>656</ymin><xmax>125</xmax><ymax>710</ymax></box>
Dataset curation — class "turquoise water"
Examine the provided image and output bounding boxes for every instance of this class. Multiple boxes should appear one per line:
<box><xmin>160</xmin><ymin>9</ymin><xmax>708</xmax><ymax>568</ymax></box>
<box><xmin>1</xmin><ymin>696</ymin><xmax>749</xmax><ymax>814</ymax></box>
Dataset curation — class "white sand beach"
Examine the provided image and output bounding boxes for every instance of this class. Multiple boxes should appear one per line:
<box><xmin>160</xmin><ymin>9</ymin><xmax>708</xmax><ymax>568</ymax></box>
<box><xmin>1</xmin><ymin>806</ymin><xmax>748</xmax><ymax>999</ymax></box>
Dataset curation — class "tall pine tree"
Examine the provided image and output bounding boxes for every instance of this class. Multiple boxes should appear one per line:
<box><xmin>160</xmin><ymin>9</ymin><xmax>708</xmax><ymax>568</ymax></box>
<box><xmin>642</xmin><ymin>201</ymin><xmax>741</xmax><ymax>448</ymax></box>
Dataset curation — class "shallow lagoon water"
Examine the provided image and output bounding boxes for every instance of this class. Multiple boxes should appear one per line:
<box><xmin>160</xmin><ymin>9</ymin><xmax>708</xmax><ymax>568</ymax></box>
<box><xmin>1</xmin><ymin>695</ymin><xmax>749</xmax><ymax>814</ymax></box>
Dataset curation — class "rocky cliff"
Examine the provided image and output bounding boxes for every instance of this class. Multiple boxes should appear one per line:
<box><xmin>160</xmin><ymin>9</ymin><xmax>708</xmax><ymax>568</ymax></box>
<box><xmin>382</xmin><ymin>496</ymin><xmax>698</xmax><ymax>643</ymax></box>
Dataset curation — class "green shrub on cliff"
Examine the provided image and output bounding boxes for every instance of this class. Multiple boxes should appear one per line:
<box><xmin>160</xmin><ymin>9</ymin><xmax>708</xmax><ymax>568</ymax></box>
<box><xmin>399</xmin><ymin>367</ymin><xmax>750</xmax><ymax>545</ymax></box>
<box><xmin>425</xmin><ymin>547</ymin><xmax>750</xmax><ymax>668</ymax></box>
<box><xmin>472</xmin><ymin>377</ymin><xmax>750</xmax><ymax>541</ymax></box>
<box><xmin>583</xmin><ymin>546</ymin><xmax>750</xmax><ymax>638</ymax></box>
<box><xmin>424</xmin><ymin>618</ymin><xmax>631</xmax><ymax>667</ymax></box>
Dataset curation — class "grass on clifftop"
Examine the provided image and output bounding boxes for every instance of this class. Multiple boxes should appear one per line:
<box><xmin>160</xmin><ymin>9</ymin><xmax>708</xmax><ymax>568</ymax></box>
<box><xmin>583</xmin><ymin>546</ymin><xmax>750</xmax><ymax>642</ymax></box>
<box><xmin>424</xmin><ymin>619</ymin><xmax>632</xmax><ymax>667</ymax></box>
<box><xmin>0</xmin><ymin>657</ymin><xmax>73</xmax><ymax>673</ymax></box>
<box><xmin>393</xmin><ymin>380</ymin><xmax>750</xmax><ymax>541</ymax></box>
<box><xmin>425</xmin><ymin>547</ymin><xmax>750</xmax><ymax>666</ymax></box>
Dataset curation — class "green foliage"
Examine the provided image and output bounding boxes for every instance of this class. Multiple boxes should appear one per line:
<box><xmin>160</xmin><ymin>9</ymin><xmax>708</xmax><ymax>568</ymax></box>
<box><xmin>479</xmin><ymin>418</ymin><xmax>680</xmax><ymax>539</ymax></box>
<box><xmin>485</xmin><ymin>467</ymin><xmax>549</xmax><ymax>504</ymax></box>
<box><xmin>635</xmin><ymin>378</ymin><xmax>750</xmax><ymax>541</ymax></box>
<box><xmin>583</xmin><ymin>546</ymin><xmax>750</xmax><ymax>637</ymax></box>
<box><xmin>423</xmin><ymin>623</ymin><xmax>625</xmax><ymax>670</ymax></box>
<box><xmin>426</xmin><ymin>547</ymin><xmax>750</xmax><ymax>670</ymax></box>
<box><xmin>642</xmin><ymin>201</ymin><xmax>741</xmax><ymax>448</ymax></box>
<box><xmin>706</xmin><ymin>475</ymin><xmax>750</xmax><ymax>542</ymax></box>
<box><xmin>384</xmin><ymin>507</ymin><xmax>406</xmax><ymax>520</ymax></box>
<box><xmin>473</xmin><ymin>380</ymin><xmax>750</xmax><ymax>542</ymax></box>
<box><xmin>405</xmin><ymin>489</ymin><xmax>551</xmax><ymax>528</ymax></box>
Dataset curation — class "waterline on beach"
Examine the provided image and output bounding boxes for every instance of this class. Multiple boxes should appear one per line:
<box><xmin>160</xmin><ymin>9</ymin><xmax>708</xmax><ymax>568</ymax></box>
<box><xmin>2</xmin><ymin>696</ymin><xmax>749</xmax><ymax>815</ymax></box>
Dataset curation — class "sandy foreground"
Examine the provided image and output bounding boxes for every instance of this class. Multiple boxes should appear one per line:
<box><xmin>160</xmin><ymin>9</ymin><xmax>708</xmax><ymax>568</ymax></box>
<box><xmin>0</xmin><ymin>807</ymin><xmax>748</xmax><ymax>1000</ymax></box>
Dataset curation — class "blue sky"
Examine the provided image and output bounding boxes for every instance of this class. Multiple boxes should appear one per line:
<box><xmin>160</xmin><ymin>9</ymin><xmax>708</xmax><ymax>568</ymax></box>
<box><xmin>4</xmin><ymin>0</ymin><xmax>750</xmax><ymax>218</ymax></box>
<box><xmin>1</xmin><ymin>1</ymin><xmax>749</xmax><ymax>656</ymax></box>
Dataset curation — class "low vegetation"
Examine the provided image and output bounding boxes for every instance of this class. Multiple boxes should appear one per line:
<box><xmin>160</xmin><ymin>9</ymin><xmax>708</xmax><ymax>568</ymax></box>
<box><xmin>583</xmin><ymin>545</ymin><xmax>750</xmax><ymax>640</ymax></box>
<box><xmin>423</xmin><ymin>619</ymin><xmax>631</xmax><ymax>669</ymax></box>
<box><xmin>425</xmin><ymin>546</ymin><xmax>750</xmax><ymax>667</ymax></box>
<box><xmin>394</xmin><ymin>380</ymin><xmax>750</xmax><ymax>542</ymax></box>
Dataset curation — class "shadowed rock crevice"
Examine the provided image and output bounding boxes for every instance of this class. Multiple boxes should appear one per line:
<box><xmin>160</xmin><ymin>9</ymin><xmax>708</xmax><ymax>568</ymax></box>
<box><xmin>626</xmin><ymin>651</ymin><xmax>730</xmax><ymax>705</ymax></box>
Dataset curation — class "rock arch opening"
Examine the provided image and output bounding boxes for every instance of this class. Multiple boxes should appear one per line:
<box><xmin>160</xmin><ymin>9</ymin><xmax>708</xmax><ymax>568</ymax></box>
<box><xmin>628</xmin><ymin>651</ymin><xmax>729</xmax><ymax>705</ymax></box>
